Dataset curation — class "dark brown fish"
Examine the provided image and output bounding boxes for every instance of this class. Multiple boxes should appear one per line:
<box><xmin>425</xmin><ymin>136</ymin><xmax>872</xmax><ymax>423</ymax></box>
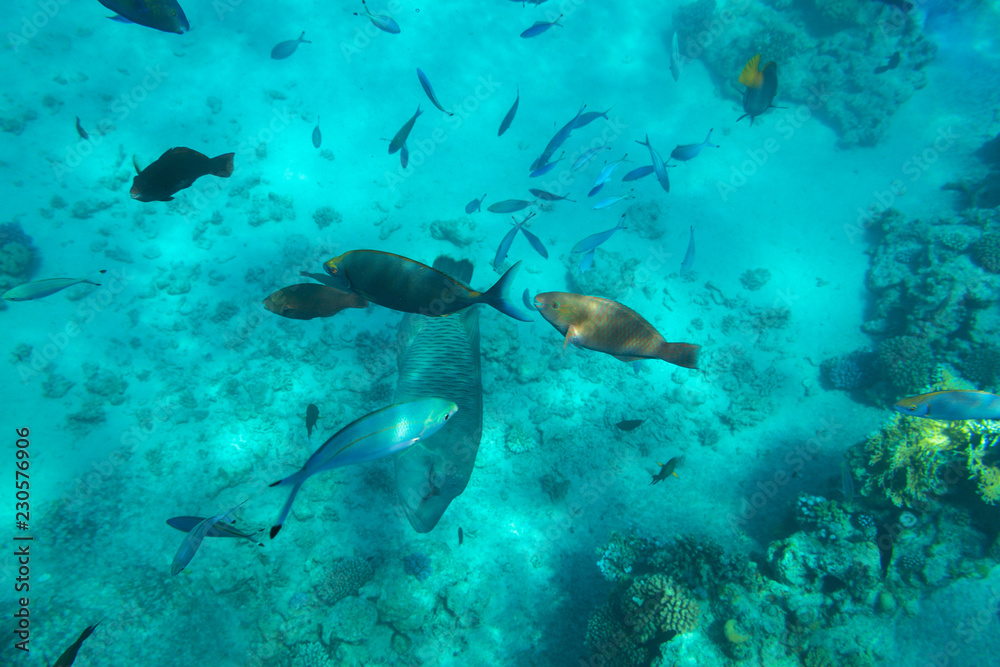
<box><xmin>615</xmin><ymin>418</ymin><xmax>645</xmax><ymax>431</ymax></box>
<box><xmin>323</xmin><ymin>250</ymin><xmax>531</xmax><ymax>322</ymax></box>
<box><xmin>53</xmin><ymin>621</ymin><xmax>101</xmax><ymax>667</ymax></box>
<box><xmin>74</xmin><ymin>116</ymin><xmax>89</xmax><ymax>140</ymax></box>
<box><xmin>650</xmin><ymin>456</ymin><xmax>681</xmax><ymax>485</ymax></box>
<box><xmin>458</xmin><ymin>526</ymin><xmax>464</xmax><ymax>545</ymax></box>
<box><xmin>874</xmin><ymin>51</ymin><xmax>900</xmax><ymax>75</ymax></box>
<box><xmin>263</xmin><ymin>283</ymin><xmax>367</xmax><ymax>320</ymax></box>
<box><xmin>737</xmin><ymin>54</ymin><xmax>779</xmax><ymax>125</ymax></box>
<box><xmin>130</xmin><ymin>147</ymin><xmax>234</xmax><ymax>202</ymax></box>
<box><xmin>306</xmin><ymin>403</ymin><xmax>319</xmax><ymax>438</ymax></box>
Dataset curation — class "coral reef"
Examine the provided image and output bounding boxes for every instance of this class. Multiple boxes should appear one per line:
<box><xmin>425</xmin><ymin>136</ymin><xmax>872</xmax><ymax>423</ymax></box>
<box><xmin>820</xmin><ymin>349</ymin><xmax>877</xmax><ymax>391</ymax></box>
<box><xmin>402</xmin><ymin>552</ymin><xmax>432</xmax><ymax>582</ymax></box>
<box><xmin>739</xmin><ymin>268</ymin><xmax>771</xmax><ymax>292</ymax></box>
<box><xmin>314</xmin><ymin>556</ymin><xmax>373</xmax><ymax>605</ymax></box>
<box><xmin>0</xmin><ymin>221</ymin><xmax>39</xmax><ymax>293</ymax></box>
<box><xmin>504</xmin><ymin>422</ymin><xmax>537</xmax><ymax>454</ymax></box>
<box><xmin>313</xmin><ymin>205</ymin><xmax>342</xmax><ymax>229</ymax></box>
<box><xmin>876</xmin><ymin>336</ymin><xmax>934</xmax><ymax>395</ymax></box>
<box><xmin>676</xmin><ymin>0</ymin><xmax>936</xmax><ymax>146</ymax></box>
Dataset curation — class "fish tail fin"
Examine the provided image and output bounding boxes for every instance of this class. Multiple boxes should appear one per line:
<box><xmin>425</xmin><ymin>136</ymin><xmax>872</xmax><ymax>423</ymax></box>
<box><xmin>270</xmin><ymin>481</ymin><xmax>304</xmax><ymax>539</ymax></box>
<box><xmin>739</xmin><ymin>54</ymin><xmax>763</xmax><ymax>88</ymax></box>
<box><xmin>211</xmin><ymin>153</ymin><xmax>236</xmax><ymax>178</ymax></box>
<box><xmin>84</xmin><ymin>269</ymin><xmax>108</xmax><ymax>287</ymax></box>
<box><xmin>635</xmin><ymin>134</ymin><xmax>651</xmax><ymax>149</ymax></box>
<box><xmin>658</xmin><ymin>342</ymin><xmax>700</xmax><ymax>369</ymax></box>
<box><xmin>482</xmin><ymin>261</ymin><xmax>533</xmax><ymax>322</ymax></box>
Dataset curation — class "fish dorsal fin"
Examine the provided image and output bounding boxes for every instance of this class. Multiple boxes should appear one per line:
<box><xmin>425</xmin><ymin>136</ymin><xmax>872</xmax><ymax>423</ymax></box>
<box><xmin>132</xmin><ymin>155</ymin><xmax>142</xmax><ymax>174</ymax></box>
<box><xmin>738</xmin><ymin>54</ymin><xmax>763</xmax><ymax>88</ymax></box>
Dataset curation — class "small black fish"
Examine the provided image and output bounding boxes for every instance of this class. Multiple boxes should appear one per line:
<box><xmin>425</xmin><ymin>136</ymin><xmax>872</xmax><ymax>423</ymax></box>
<box><xmin>615</xmin><ymin>419</ymin><xmax>645</xmax><ymax>432</ymax></box>
<box><xmin>312</xmin><ymin>119</ymin><xmax>322</xmax><ymax>148</ymax></box>
<box><xmin>651</xmin><ymin>457</ymin><xmax>681</xmax><ymax>485</ymax></box>
<box><xmin>875</xmin><ymin>521</ymin><xmax>894</xmax><ymax>579</ymax></box>
<box><xmin>53</xmin><ymin>621</ymin><xmax>101</xmax><ymax>667</ymax></box>
<box><xmin>306</xmin><ymin>404</ymin><xmax>319</xmax><ymax>438</ymax></box>
<box><xmin>74</xmin><ymin>116</ymin><xmax>89</xmax><ymax>141</ymax></box>
<box><xmin>874</xmin><ymin>51</ymin><xmax>901</xmax><ymax>75</ymax></box>
<box><xmin>458</xmin><ymin>527</ymin><xmax>464</xmax><ymax>545</ymax></box>
<box><xmin>130</xmin><ymin>147</ymin><xmax>234</xmax><ymax>202</ymax></box>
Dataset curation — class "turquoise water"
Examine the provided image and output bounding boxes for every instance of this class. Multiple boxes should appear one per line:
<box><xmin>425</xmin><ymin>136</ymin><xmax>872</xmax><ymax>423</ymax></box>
<box><xmin>3</xmin><ymin>0</ymin><xmax>1000</xmax><ymax>665</ymax></box>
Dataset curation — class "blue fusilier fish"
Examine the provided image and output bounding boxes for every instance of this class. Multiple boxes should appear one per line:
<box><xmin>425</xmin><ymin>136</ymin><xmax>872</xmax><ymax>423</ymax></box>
<box><xmin>494</xmin><ymin>219</ymin><xmax>523</xmax><ymax>269</ymax></box>
<box><xmin>3</xmin><ymin>271</ymin><xmax>106</xmax><ymax>301</ymax></box>
<box><xmin>529</xmin><ymin>188</ymin><xmax>574</xmax><ymax>202</ymax></box>
<box><xmin>166</xmin><ymin>516</ymin><xmax>264</xmax><ymax>545</ymax></box>
<box><xmin>635</xmin><ymin>134</ymin><xmax>670</xmax><ymax>193</ymax></box>
<box><xmin>592</xmin><ymin>190</ymin><xmax>633</xmax><ymax>210</ymax></box>
<box><xmin>622</xmin><ymin>165</ymin><xmax>654</xmax><ymax>181</ymax></box>
<box><xmin>572</xmin><ymin>144</ymin><xmax>610</xmax><ymax>171</ymax></box>
<box><xmin>518</xmin><ymin>215</ymin><xmax>548</xmax><ymax>258</ymax></box>
<box><xmin>893</xmin><ymin>391</ymin><xmax>1000</xmax><ymax>421</ymax></box>
<box><xmin>52</xmin><ymin>621</ymin><xmax>102</xmax><ymax>667</ymax></box>
<box><xmin>737</xmin><ymin>54</ymin><xmax>779</xmax><ymax>125</ymax></box>
<box><xmin>487</xmin><ymin>199</ymin><xmax>534</xmax><ymax>213</ymax></box>
<box><xmin>494</xmin><ymin>213</ymin><xmax>546</xmax><ymax>268</ymax></box>
<box><xmin>354</xmin><ymin>0</ymin><xmax>400</xmax><ymax>34</ymax></box>
<box><xmin>680</xmin><ymin>226</ymin><xmax>695</xmax><ymax>275</ymax></box>
<box><xmin>530</xmin><ymin>152</ymin><xmax>564</xmax><ymax>177</ymax></box>
<box><xmin>389</xmin><ymin>106</ymin><xmax>421</xmax><ymax>154</ymax></box>
<box><xmin>465</xmin><ymin>193</ymin><xmax>486</xmax><ymax>213</ymax></box>
<box><xmin>324</xmin><ymin>249</ymin><xmax>533</xmax><ymax>321</ymax></box>
<box><xmin>270</xmin><ymin>398</ymin><xmax>458</xmax><ymax>537</ymax></box>
<box><xmin>271</xmin><ymin>31</ymin><xmax>310</xmax><ymax>60</ymax></box>
<box><xmin>499</xmin><ymin>87</ymin><xmax>519</xmax><ymax>137</ymax></box>
<box><xmin>532</xmin><ymin>104</ymin><xmax>585</xmax><ymax>171</ymax></box>
<box><xmin>394</xmin><ymin>258</ymin><xmax>482</xmax><ymax>532</ymax></box>
<box><xmin>99</xmin><ymin>0</ymin><xmax>189</xmax><ymax>34</ymax></box>
<box><xmin>588</xmin><ymin>153</ymin><xmax>629</xmax><ymax>197</ymax></box>
<box><xmin>417</xmin><ymin>68</ymin><xmax>454</xmax><ymax>116</ymax></box>
<box><xmin>312</xmin><ymin>118</ymin><xmax>322</xmax><ymax>149</ymax></box>
<box><xmin>670</xmin><ymin>129</ymin><xmax>718</xmax><ymax>163</ymax></box>
<box><xmin>520</xmin><ymin>14</ymin><xmax>563</xmax><ymax>38</ymax></box>
<box><xmin>572</xmin><ymin>214</ymin><xmax>626</xmax><ymax>254</ymax></box>
<box><xmin>171</xmin><ymin>501</ymin><xmax>246</xmax><ymax>574</ymax></box>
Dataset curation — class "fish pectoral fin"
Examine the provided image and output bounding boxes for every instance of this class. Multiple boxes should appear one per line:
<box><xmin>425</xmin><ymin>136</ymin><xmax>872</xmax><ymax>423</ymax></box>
<box><xmin>563</xmin><ymin>326</ymin><xmax>583</xmax><ymax>351</ymax></box>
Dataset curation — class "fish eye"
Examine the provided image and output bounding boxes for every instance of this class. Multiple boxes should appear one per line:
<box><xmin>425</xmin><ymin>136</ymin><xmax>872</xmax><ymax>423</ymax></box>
<box><xmin>552</xmin><ymin>301</ymin><xmax>559</xmax><ymax>309</ymax></box>
<box><xmin>443</xmin><ymin>413</ymin><xmax>450</xmax><ymax>421</ymax></box>
<box><xmin>329</xmin><ymin>266</ymin><xmax>339</xmax><ymax>275</ymax></box>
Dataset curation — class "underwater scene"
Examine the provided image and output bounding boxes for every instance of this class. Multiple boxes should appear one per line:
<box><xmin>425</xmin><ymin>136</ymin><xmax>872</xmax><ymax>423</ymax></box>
<box><xmin>4</xmin><ymin>0</ymin><xmax>1000</xmax><ymax>665</ymax></box>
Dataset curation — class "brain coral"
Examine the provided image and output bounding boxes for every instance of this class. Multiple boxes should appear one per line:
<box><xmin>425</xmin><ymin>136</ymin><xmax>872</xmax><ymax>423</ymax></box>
<box><xmin>315</xmin><ymin>556</ymin><xmax>373</xmax><ymax>605</ymax></box>
<box><xmin>620</xmin><ymin>574</ymin><xmax>700</xmax><ymax>642</ymax></box>
<box><xmin>974</xmin><ymin>233</ymin><xmax>1000</xmax><ymax>273</ymax></box>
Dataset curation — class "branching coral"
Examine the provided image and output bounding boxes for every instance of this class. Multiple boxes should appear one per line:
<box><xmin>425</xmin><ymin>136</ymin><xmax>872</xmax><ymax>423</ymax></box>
<box><xmin>862</xmin><ymin>414</ymin><xmax>963</xmax><ymax>507</ymax></box>
<box><xmin>965</xmin><ymin>421</ymin><xmax>1000</xmax><ymax>504</ymax></box>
